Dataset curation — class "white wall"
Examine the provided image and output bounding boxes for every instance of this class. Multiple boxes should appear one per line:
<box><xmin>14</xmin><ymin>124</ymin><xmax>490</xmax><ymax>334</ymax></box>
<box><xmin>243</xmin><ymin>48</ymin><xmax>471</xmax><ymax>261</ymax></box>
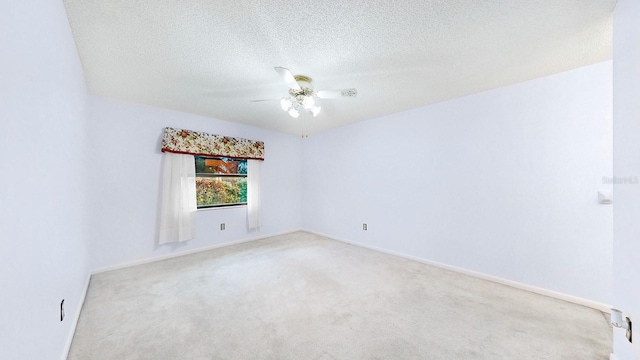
<box><xmin>0</xmin><ymin>1</ymin><xmax>90</xmax><ymax>359</ymax></box>
<box><xmin>612</xmin><ymin>1</ymin><xmax>640</xmax><ymax>358</ymax></box>
<box><xmin>86</xmin><ymin>96</ymin><xmax>302</xmax><ymax>270</ymax></box>
<box><xmin>302</xmin><ymin>61</ymin><xmax>613</xmax><ymax>305</ymax></box>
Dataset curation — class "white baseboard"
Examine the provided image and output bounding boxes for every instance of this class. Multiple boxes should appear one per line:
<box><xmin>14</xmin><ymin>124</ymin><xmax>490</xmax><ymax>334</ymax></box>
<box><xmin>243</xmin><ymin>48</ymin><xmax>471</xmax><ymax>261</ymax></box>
<box><xmin>60</xmin><ymin>273</ymin><xmax>91</xmax><ymax>360</ymax></box>
<box><xmin>304</xmin><ymin>229</ymin><xmax>611</xmax><ymax>313</ymax></box>
<box><xmin>91</xmin><ymin>228</ymin><xmax>302</xmax><ymax>275</ymax></box>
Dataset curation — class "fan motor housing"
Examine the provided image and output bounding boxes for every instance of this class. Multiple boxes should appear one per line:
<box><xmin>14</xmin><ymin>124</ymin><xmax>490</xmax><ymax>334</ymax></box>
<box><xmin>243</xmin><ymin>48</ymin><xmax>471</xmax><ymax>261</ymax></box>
<box><xmin>291</xmin><ymin>75</ymin><xmax>314</xmax><ymax>97</ymax></box>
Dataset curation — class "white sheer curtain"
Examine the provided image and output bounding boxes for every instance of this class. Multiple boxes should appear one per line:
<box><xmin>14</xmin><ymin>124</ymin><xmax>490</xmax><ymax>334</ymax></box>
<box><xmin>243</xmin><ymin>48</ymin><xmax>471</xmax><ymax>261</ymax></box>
<box><xmin>158</xmin><ymin>152</ymin><xmax>197</xmax><ymax>244</ymax></box>
<box><xmin>247</xmin><ymin>159</ymin><xmax>262</xmax><ymax>230</ymax></box>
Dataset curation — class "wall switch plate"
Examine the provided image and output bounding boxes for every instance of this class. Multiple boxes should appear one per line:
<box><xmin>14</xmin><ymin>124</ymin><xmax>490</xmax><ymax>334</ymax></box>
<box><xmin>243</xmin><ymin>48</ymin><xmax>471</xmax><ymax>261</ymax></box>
<box><xmin>60</xmin><ymin>299</ymin><xmax>65</xmax><ymax>321</ymax></box>
<box><xmin>363</xmin><ymin>223</ymin><xmax>367</xmax><ymax>231</ymax></box>
<box><xmin>220</xmin><ymin>223</ymin><xmax>225</xmax><ymax>230</ymax></box>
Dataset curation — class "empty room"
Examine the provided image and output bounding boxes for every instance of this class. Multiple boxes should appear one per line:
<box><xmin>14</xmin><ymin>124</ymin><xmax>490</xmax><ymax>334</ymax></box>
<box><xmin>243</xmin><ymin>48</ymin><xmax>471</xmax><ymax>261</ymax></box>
<box><xmin>2</xmin><ymin>1</ymin><xmax>639</xmax><ymax>359</ymax></box>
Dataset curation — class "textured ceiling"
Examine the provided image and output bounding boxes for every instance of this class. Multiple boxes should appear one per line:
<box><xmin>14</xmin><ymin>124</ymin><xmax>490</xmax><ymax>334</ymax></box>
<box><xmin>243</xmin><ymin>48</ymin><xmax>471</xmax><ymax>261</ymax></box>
<box><xmin>63</xmin><ymin>0</ymin><xmax>616</xmax><ymax>136</ymax></box>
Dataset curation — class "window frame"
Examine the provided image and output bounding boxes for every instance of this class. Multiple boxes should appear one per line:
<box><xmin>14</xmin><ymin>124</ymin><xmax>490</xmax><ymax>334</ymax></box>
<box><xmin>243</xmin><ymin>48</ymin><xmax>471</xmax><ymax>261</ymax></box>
<box><xmin>195</xmin><ymin>156</ymin><xmax>248</xmax><ymax>209</ymax></box>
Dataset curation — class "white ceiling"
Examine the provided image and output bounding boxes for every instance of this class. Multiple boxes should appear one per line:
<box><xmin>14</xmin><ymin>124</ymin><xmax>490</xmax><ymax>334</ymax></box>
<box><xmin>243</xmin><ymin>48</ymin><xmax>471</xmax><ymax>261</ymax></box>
<box><xmin>63</xmin><ymin>0</ymin><xmax>616</xmax><ymax>136</ymax></box>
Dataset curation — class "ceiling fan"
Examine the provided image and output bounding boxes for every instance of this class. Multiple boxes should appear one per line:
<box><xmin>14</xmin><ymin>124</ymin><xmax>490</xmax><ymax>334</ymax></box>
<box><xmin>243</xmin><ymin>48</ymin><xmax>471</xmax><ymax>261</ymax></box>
<box><xmin>251</xmin><ymin>67</ymin><xmax>357</xmax><ymax>118</ymax></box>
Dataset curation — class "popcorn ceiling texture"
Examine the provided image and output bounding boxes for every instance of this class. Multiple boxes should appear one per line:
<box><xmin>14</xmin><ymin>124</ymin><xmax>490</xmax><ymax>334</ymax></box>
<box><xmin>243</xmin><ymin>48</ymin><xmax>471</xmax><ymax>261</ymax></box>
<box><xmin>63</xmin><ymin>0</ymin><xmax>616</xmax><ymax>135</ymax></box>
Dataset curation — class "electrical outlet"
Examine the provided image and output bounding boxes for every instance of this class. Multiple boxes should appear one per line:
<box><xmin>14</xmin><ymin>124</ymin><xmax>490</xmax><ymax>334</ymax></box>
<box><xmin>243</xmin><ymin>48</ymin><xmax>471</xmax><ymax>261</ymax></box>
<box><xmin>60</xmin><ymin>299</ymin><xmax>65</xmax><ymax>321</ymax></box>
<box><xmin>220</xmin><ymin>223</ymin><xmax>225</xmax><ymax>230</ymax></box>
<box><xmin>363</xmin><ymin>223</ymin><xmax>367</xmax><ymax>231</ymax></box>
<box><xmin>626</xmin><ymin>317</ymin><xmax>632</xmax><ymax>343</ymax></box>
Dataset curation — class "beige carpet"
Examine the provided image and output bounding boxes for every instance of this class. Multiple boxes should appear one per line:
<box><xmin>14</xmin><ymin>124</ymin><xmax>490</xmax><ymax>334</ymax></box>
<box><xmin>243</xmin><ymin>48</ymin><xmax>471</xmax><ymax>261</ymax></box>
<box><xmin>68</xmin><ymin>232</ymin><xmax>612</xmax><ymax>359</ymax></box>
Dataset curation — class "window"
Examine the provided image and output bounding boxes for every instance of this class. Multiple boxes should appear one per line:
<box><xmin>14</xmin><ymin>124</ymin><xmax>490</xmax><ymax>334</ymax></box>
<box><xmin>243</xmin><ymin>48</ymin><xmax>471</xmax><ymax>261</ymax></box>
<box><xmin>195</xmin><ymin>156</ymin><xmax>247</xmax><ymax>208</ymax></box>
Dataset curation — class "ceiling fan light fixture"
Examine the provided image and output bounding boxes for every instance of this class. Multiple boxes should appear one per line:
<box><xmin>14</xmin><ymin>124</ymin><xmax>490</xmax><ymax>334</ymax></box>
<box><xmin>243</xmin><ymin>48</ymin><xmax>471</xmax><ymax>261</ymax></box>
<box><xmin>288</xmin><ymin>107</ymin><xmax>300</xmax><ymax>118</ymax></box>
<box><xmin>280</xmin><ymin>97</ymin><xmax>292</xmax><ymax>111</ymax></box>
<box><xmin>302</xmin><ymin>96</ymin><xmax>315</xmax><ymax>110</ymax></box>
<box><xmin>257</xmin><ymin>67</ymin><xmax>356</xmax><ymax>120</ymax></box>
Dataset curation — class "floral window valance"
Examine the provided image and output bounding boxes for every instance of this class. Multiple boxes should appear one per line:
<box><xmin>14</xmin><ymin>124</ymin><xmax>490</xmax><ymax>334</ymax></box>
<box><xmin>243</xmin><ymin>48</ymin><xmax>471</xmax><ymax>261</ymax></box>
<box><xmin>161</xmin><ymin>127</ymin><xmax>264</xmax><ymax>160</ymax></box>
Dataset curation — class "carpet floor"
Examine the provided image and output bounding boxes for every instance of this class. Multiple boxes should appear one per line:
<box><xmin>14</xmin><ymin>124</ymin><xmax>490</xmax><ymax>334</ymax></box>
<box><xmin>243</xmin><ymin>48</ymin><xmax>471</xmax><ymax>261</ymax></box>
<box><xmin>68</xmin><ymin>232</ymin><xmax>612</xmax><ymax>359</ymax></box>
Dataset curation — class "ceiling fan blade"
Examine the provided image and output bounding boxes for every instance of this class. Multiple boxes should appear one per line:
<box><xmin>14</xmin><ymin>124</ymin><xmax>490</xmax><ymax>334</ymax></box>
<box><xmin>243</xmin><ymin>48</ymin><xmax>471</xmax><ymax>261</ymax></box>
<box><xmin>274</xmin><ymin>67</ymin><xmax>301</xmax><ymax>91</ymax></box>
<box><xmin>316</xmin><ymin>88</ymin><xmax>358</xmax><ymax>99</ymax></box>
<box><xmin>250</xmin><ymin>98</ymin><xmax>280</xmax><ymax>102</ymax></box>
